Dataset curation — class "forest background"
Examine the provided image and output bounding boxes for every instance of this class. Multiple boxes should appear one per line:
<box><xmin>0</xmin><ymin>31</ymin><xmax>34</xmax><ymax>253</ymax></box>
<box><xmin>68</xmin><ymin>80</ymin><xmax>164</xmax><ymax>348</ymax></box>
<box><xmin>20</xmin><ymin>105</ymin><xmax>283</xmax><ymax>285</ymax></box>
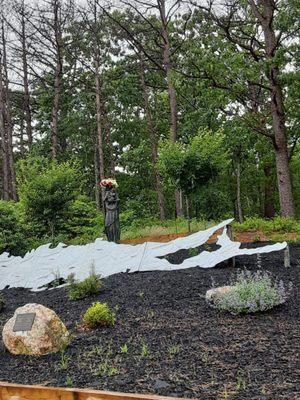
<box><xmin>0</xmin><ymin>0</ymin><xmax>299</xmax><ymax>255</ymax></box>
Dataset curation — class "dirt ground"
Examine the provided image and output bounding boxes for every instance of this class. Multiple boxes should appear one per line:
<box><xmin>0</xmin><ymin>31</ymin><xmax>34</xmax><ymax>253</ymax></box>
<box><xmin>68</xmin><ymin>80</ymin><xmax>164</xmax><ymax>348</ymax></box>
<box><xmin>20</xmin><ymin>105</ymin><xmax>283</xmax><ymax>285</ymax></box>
<box><xmin>121</xmin><ymin>229</ymin><xmax>296</xmax><ymax>245</ymax></box>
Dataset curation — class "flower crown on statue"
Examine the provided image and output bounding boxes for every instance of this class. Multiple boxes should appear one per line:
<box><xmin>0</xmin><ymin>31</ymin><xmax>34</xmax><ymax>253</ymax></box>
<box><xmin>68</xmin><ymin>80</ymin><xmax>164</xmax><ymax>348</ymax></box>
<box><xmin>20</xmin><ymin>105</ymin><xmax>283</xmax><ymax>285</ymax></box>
<box><xmin>100</xmin><ymin>178</ymin><xmax>118</xmax><ymax>188</ymax></box>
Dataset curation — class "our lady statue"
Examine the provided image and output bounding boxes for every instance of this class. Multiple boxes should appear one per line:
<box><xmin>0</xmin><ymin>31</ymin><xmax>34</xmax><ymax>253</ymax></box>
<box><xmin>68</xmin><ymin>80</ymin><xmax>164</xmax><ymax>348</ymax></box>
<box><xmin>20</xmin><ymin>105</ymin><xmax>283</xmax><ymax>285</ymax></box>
<box><xmin>100</xmin><ymin>179</ymin><xmax>120</xmax><ymax>243</ymax></box>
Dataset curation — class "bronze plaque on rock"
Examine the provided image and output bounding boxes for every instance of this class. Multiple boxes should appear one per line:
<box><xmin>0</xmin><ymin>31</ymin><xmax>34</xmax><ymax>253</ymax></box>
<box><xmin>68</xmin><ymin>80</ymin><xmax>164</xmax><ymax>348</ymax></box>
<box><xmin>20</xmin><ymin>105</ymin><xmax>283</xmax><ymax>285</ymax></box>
<box><xmin>13</xmin><ymin>313</ymin><xmax>36</xmax><ymax>332</ymax></box>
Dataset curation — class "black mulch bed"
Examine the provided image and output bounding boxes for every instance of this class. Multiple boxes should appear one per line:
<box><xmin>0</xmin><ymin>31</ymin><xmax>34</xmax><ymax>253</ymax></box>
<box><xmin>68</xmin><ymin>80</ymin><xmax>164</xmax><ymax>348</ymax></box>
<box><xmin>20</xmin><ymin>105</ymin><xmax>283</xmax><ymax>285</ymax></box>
<box><xmin>0</xmin><ymin>243</ymin><xmax>300</xmax><ymax>400</ymax></box>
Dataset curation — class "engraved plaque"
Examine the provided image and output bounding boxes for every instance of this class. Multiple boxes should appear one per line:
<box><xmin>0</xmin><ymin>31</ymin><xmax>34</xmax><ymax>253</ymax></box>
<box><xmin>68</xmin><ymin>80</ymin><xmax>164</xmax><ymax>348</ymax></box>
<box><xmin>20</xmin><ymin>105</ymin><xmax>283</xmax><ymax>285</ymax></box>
<box><xmin>13</xmin><ymin>313</ymin><xmax>36</xmax><ymax>332</ymax></box>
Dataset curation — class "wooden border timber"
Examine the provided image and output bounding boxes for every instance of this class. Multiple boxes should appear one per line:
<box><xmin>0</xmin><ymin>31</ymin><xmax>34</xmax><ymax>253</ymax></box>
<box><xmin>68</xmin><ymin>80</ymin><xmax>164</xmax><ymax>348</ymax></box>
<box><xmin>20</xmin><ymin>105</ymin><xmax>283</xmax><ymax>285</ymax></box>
<box><xmin>0</xmin><ymin>382</ymin><xmax>189</xmax><ymax>400</ymax></box>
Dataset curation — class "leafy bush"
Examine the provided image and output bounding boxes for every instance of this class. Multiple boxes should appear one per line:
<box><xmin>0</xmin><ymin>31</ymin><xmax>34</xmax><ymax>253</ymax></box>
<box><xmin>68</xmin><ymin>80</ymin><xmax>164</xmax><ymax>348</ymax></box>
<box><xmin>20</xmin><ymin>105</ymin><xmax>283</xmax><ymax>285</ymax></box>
<box><xmin>67</xmin><ymin>272</ymin><xmax>102</xmax><ymax>300</ymax></box>
<box><xmin>213</xmin><ymin>270</ymin><xmax>290</xmax><ymax>315</ymax></box>
<box><xmin>0</xmin><ymin>201</ymin><xmax>26</xmax><ymax>255</ymax></box>
<box><xmin>158</xmin><ymin>129</ymin><xmax>227</xmax><ymax>194</ymax></box>
<box><xmin>197</xmin><ymin>184</ymin><xmax>232</xmax><ymax>220</ymax></box>
<box><xmin>19</xmin><ymin>161</ymin><xmax>79</xmax><ymax>238</ymax></box>
<box><xmin>234</xmin><ymin>217</ymin><xmax>296</xmax><ymax>233</ymax></box>
<box><xmin>82</xmin><ymin>302</ymin><xmax>115</xmax><ymax>328</ymax></box>
<box><xmin>61</xmin><ymin>195</ymin><xmax>103</xmax><ymax>241</ymax></box>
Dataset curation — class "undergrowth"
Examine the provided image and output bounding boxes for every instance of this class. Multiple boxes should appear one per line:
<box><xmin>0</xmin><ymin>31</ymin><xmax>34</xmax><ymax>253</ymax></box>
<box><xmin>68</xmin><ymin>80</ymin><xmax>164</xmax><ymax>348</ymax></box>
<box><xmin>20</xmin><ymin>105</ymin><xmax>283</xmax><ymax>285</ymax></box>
<box><xmin>121</xmin><ymin>218</ymin><xmax>215</xmax><ymax>240</ymax></box>
<box><xmin>234</xmin><ymin>217</ymin><xmax>300</xmax><ymax>242</ymax></box>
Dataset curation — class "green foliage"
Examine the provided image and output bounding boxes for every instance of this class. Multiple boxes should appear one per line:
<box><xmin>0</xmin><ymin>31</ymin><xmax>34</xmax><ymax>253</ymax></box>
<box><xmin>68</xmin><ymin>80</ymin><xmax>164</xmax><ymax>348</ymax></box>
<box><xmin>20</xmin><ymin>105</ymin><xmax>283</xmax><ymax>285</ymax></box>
<box><xmin>197</xmin><ymin>183</ymin><xmax>232</xmax><ymax>220</ymax></box>
<box><xmin>119</xmin><ymin>210</ymin><xmax>139</xmax><ymax>230</ymax></box>
<box><xmin>59</xmin><ymin>350</ymin><xmax>71</xmax><ymax>370</ymax></box>
<box><xmin>140</xmin><ymin>343</ymin><xmax>150</xmax><ymax>358</ymax></box>
<box><xmin>19</xmin><ymin>161</ymin><xmax>79</xmax><ymax>238</ymax></box>
<box><xmin>1</xmin><ymin>0</ymin><xmax>299</xmax><ymax>226</ymax></box>
<box><xmin>0</xmin><ymin>201</ymin><xmax>26</xmax><ymax>255</ymax></box>
<box><xmin>61</xmin><ymin>195</ymin><xmax>103</xmax><ymax>243</ymax></box>
<box><xmin>121</xmin><ymin>217</ymin><xmax>215</xmax><ymax>240</ymax></box>
<box><xmin>67</xmin><ymin>271</ymin><xmax>102</xmax><ymax>301</ymax></box>
<box><xmin>188</xmin><ymin>247</ymin><xmax>198</xmax><ymax>257</ymax></box>
<box><xmin>158</xmin><ymin>129</ymin><xmax>227</xmax><ymax>194</ymax></box>
<box><xmin>82</xmin><ymin>302</ymin><xmax>116</xmax><ymax>328</ymax></box>
<box><xmin>65</xmin><ymin>376</ymin><xmax>74</xmax><ymax>387</ymax></box>
<box><xmin>213</xmin><ymin>271</ymin><xmax>290</xmax><ymax>315</ymax></box>
<box><xmin>120</xmin><ymin>343</ymin><xmax>128</xmax><ymax>354</ymax></box>
<box><xmin>234</xmin><ymin>216</ymin><xmax>297</xmax><ymax>233</ymax></box>
<box><xmin>6</xmin><ymin>159</ymin><xmax>103</xmax><ymax>255</ymax></box>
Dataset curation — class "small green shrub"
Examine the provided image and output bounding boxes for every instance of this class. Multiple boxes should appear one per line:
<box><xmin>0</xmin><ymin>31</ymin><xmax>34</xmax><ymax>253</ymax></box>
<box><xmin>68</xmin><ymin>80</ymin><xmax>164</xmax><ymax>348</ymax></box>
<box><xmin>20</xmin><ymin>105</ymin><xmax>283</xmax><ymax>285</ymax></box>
<box><xmin>83</xmin><ymin>302</ymin><xmax>115</xmax><ymax>328</ymax></box>
<box><xmin>67</xmin><ymin>272</ymin><xmax>102</xmax><ymax>300</ymax></box>
<box><xmin>213</xmin><ymin>270</ymin><xmax>290</xmax><ymax>315</ymax></box>
<box><xmin>0</xmin><ymin>201</ymin><xmax>26</xmax><ymax>255</ymax></box>
<box><xmin>188</xmin><ymin>247</ymin><xmax>198</xmax><ymax>257</ymax></box>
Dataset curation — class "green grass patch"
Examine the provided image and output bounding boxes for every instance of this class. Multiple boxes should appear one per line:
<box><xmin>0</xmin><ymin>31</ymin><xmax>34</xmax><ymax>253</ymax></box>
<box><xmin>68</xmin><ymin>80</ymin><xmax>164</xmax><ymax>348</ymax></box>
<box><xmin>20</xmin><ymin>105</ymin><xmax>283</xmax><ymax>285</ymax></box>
<box><xmin>120</xmin><ymin>218</ymin><xmax>216</xmax><ymax>241</ymax></box>
<box><xmin>234</xmin><ymin>216</ymin><xmax>300</xmax><ymax>234</ymax></box>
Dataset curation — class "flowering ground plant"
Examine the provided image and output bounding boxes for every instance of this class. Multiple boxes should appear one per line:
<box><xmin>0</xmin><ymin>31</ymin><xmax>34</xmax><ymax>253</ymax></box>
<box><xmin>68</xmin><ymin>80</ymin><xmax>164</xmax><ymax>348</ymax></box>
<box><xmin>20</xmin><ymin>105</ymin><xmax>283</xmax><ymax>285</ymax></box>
<box><xmin>213</xmin><ymin>270</ymin><xmax>291</xmax><ymax>315</ymax></box>
<box><xmin>100</xmin><ymin>178</ymin><xmax>118</xmax><ymax>188</ymax></box>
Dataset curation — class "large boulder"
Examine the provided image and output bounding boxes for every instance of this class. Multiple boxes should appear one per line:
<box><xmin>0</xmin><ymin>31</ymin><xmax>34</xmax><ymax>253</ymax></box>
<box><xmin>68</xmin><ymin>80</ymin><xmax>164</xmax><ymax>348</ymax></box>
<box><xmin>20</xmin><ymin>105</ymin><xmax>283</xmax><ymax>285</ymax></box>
<box><xmin>2</xmin><ymin>303</ymin><xmax>69</xmax><ymax>356</ymax></box>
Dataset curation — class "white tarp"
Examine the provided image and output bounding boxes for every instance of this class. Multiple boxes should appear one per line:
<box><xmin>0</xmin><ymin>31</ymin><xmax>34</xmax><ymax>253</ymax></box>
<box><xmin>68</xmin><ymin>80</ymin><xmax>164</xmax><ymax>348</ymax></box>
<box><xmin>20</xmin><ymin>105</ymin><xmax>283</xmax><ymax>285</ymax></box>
<box><xmin>0</xmin><ymin>219</ymin><xmax>287</xmax><ymax>291</ymax></box>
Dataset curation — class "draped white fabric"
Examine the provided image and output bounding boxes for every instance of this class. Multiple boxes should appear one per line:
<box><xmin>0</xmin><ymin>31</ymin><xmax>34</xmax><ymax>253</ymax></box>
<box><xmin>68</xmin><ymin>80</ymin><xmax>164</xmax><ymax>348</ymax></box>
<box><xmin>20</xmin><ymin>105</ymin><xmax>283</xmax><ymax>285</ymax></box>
<box><xmin>0</xmin><ymin>219</ymin><xmax>287</xmax><ymax>291</ymax></box>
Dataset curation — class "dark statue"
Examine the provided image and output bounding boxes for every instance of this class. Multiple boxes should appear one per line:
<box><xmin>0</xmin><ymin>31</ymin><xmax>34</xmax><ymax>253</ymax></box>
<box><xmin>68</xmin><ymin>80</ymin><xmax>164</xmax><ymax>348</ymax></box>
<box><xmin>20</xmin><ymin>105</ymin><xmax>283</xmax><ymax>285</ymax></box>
<box><xmin>104</xmin><ymin>187</ymin><xmax>120</xmax><ymax>243</ymax></box>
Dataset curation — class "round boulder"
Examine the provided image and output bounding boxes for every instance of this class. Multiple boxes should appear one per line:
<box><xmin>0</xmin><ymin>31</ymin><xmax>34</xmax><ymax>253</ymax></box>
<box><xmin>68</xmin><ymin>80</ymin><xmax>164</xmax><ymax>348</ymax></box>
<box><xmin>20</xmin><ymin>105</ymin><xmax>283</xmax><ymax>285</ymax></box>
<box><xmin>2</xmin><ymin>303</ymin><xmax>69</xmax><ymax>356</ymax></box>
<box><xmin>206</xmin><ymin>285</ymin><xmax>233</xmax><ymax>303</ymax></box>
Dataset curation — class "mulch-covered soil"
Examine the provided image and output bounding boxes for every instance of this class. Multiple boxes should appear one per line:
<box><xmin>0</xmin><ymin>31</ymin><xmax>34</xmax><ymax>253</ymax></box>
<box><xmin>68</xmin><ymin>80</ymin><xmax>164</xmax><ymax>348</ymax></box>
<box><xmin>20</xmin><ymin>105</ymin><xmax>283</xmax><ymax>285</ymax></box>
<box><xmin>0</xmin><ymin>243</ymin><xmax>300</xmax><ymax>400</ymax></box>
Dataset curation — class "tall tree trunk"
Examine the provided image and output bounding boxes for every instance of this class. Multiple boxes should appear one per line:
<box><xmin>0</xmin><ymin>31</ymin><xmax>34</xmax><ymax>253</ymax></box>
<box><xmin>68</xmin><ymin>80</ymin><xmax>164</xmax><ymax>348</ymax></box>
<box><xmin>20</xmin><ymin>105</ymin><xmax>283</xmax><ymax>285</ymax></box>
<box><xmin>273</xmin><ymin>142</ymin><xmax>293</xmax><ymax>217</ymax></box>
<box><xmin>20</xmin><ymin>3</ymin><xmax>32</xmax><ymax>147</ymax></box>
<box><xmin>159</xmin><ymin>0</ymin><xmax>182</xmax><ymax>217</ymax></box>
<box><xmin>0</xmin><ymin>80</ymin><xmax>9</xmax><ymax>200</ymax></box>
<box><xmin>236</xmin><ymin>160</ymin><xmax>243</xmax><ymax>223</ymax></box>
<box><xmin>139</xmin><ymin>57</ymin><xmax>166</xmax><ymax>220</ymax></box>
<box><xmin>102</xmin><ymin>103</ymin><xmax>115</xmax><ymax>177</ymax></box>
<box><xmin>95</xmin><ymin>61</ymin><xmax>105</xmax><ymax>208</ymax></box>
<box><xmin>249</xmin><ymin>0</ymin><xmax>294</xmax><ymax>217</ymax></box>
<box><xmin>94</xmin><ymin>138</ymin><xmax>101</xmax><ymax>211</ymax></box>
<box><xmin>20</xmin><ymin>111</ymin><xmax>25</xmax><ymax>156</ymax></box>
<box><xmin>263</xmin><ymin>164</ymin><xmax>275</xmax><ymax>218</ymax></box>
<box><xmin>51</xmin><ymin>0</ymin><xmax>63</xmax><ymax>159</ymax></box>
<box><xmin>160</xmin><ymin>1</ymin><xmax>177</xmax><ymax>142</ymax></box>
<box><xmin>1</xmin><ymin>21</ymin><xmax>17</xmax><ymax>200</ymax></box>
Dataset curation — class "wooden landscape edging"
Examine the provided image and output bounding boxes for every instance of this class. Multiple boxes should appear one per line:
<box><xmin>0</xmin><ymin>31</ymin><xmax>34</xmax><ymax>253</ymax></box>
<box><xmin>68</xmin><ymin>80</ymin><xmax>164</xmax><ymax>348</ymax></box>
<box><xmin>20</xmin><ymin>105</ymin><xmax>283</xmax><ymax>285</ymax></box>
<box><xmin>0</xmin><ymin>382</ymin><xmax>188</xmax><ymax>400</ymax></box>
